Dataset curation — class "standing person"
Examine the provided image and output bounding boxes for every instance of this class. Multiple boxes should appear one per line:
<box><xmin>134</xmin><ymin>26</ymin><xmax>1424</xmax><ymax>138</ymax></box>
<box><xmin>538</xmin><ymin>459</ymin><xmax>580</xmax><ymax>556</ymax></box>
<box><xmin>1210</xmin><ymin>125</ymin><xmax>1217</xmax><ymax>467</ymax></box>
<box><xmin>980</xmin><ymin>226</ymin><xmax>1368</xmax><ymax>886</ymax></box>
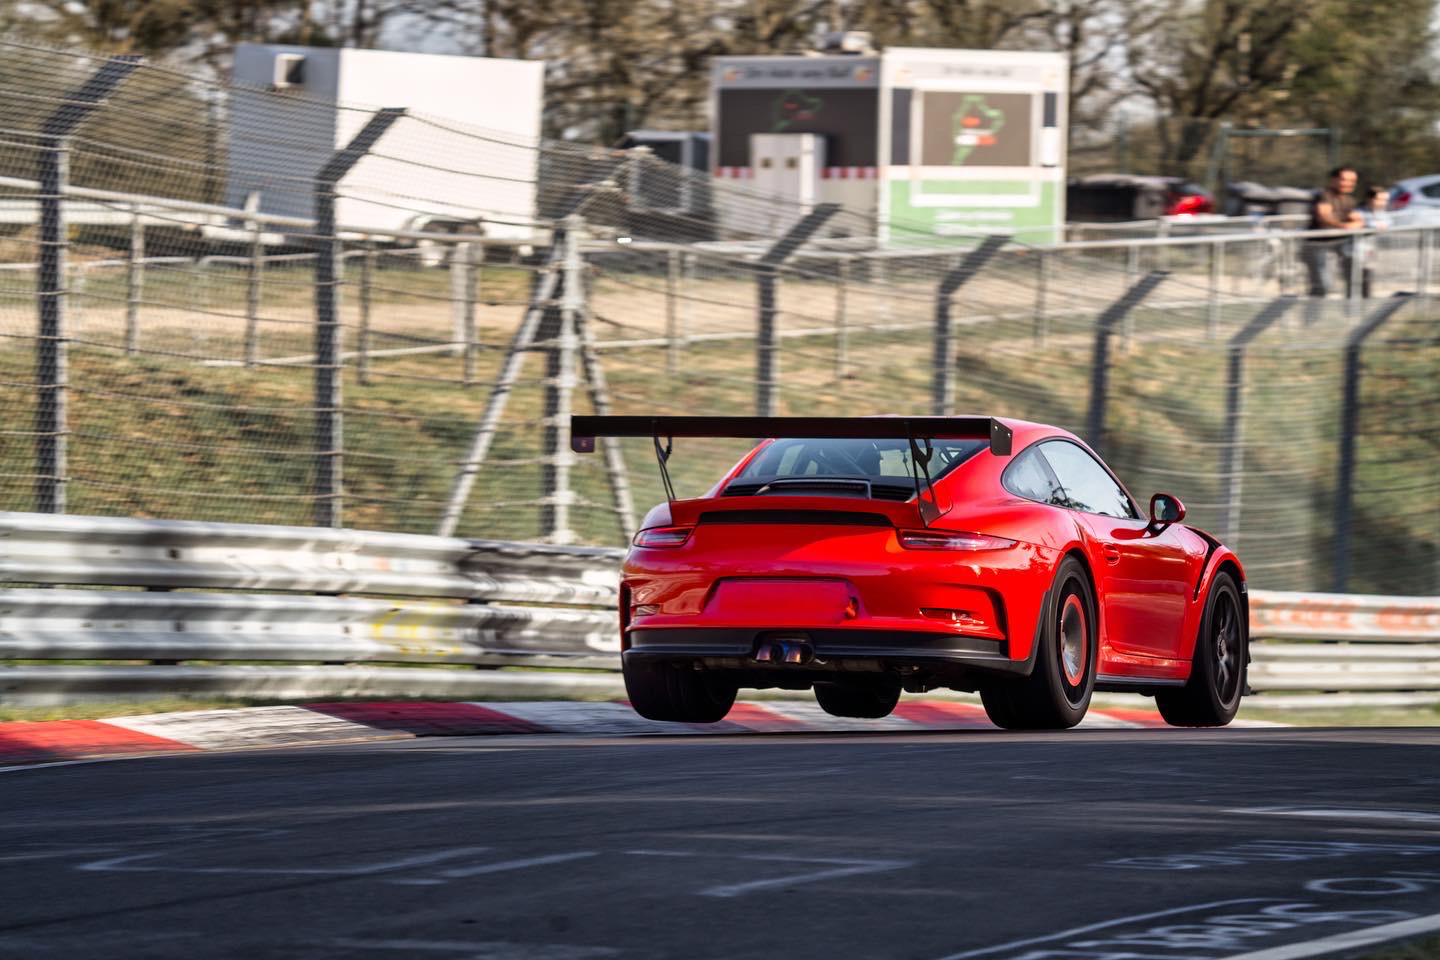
<box><xmin>1357</xmin><ymin>185</ymin><xmax>1391</xmax><ymax>299</ymax></box>
<box><xmin>1303</xmin><ymin>165</ymin><xmax>1364</xmax><ymax>301</ymax></box>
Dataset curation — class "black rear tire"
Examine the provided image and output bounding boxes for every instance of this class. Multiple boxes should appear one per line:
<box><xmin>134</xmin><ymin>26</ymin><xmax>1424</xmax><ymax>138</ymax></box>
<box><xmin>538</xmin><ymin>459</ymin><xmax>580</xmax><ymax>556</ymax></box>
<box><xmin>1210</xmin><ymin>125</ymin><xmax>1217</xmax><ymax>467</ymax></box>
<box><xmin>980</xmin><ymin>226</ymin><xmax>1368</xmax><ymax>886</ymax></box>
<box><xmin>814</xmin><ymin>680</ymin><xmax>902</xmax><ymax>719</ymax></box>
<box><xmin>981</xmin><ymin>556</ymin><xmax>1097</xmax><ymax>730</ymax></box>
<box><xmin>623</xmin><ymin>659</ymin><xmax>737</xmax><ymax>723</ymax></box>
<box><xmin>1157</xmin><ymin>572</ymin><xmax>1246</xmax><ymax>727</ymax></box>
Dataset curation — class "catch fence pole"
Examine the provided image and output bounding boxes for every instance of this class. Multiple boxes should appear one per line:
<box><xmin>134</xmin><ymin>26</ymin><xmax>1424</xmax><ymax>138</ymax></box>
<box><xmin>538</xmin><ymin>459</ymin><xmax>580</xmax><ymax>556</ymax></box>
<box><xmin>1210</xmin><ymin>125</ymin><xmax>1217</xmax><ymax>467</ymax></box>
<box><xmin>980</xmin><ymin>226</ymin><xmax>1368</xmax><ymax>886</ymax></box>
<box><xmin>539</xmin><ymin>216</ymin><xmax>584</xmax><ymax>544</ymax></box>
<box><xmin>244</xmin><ymin>219</ymin><xmax>263</xmax><ymax>368</ymax></box>
<box><xmin>1333</xmin><ymin>293</ymin><xmax>1413</xmax><ymax>592</ymax></box>
<box><xmin>312</xmin><ymin>107</ymin><xmax>406</xmax><ymax>529</ymax></box>
<box><xmin>34</xmin><ymin>54</ymin><xmax>141</xmax><ymax>514</ymax></box>
<box><xmin>1033</xmin><ymin>249</ymin><xmax>1050</xmax><ymax>347</ymax></box>
<box><xmin>125</xmin><ymin>206</ymin><xmax>143</xmax><ymax>356</ymax></box>
<box><xmin>835</xmin><ymin>257</ymin><xmax>850</xmax><ymax>380</ymax></box>
<box><xmin>1218</xmin><ymin>297</ymin><xmax>1295</xmax><ymax>542</ymax></box>
<box><xmin>932</xmin><ymin>235</ymin><xmax>1008</xmax><ymax>416</ymax></box>
<box><xmin>1417</xmin><ymin>229</ymin><xmax>1433</xmax><ymax>314</ymax></box>
<box><xmin>666</xmin><ymin>248</ymin><xmax>682</xmax><ymax>377</ymax></box>
<box><xmin>461</xmin><ymin>242</ymin><xmax>479</xmax><ymax>387</ymax></box>
<box><xmin>1084</xmin><ymin>271</ymin><xmax>1168</xmax><ymax>456</ymax></box>
<box><xmin>1207</xmin><ymin>242</ymin><xmax>1223</xmax><ymax>339</ymax></box>
<box><xmin>754</xmin><ymin>204</ymin><xmax>839</xmax><ymax>417</ymax></box>
<box><xmin>357</xmin><ymin>240</ymin><xmax>375</xmax><ymax>385</ymax></box>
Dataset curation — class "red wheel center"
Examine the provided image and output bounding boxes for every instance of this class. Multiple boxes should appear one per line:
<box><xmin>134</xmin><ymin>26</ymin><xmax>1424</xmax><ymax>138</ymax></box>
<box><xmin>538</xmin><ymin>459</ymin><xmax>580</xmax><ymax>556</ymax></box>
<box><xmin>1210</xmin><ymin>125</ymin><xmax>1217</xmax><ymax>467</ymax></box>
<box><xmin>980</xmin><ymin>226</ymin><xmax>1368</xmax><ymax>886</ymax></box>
<box><xmin>1060</xmin><ymin>594</ymin><xmax>1088</xmax><ymax>687</ymax></box>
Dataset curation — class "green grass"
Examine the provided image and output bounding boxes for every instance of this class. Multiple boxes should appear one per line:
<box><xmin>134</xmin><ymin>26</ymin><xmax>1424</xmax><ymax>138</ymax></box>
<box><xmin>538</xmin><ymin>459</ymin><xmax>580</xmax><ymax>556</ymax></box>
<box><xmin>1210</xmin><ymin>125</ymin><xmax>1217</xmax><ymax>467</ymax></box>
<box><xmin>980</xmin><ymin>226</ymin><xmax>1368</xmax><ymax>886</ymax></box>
<box><xmin>1</xmin><ymin>258</ymin><xmax>1437</xmax><ymax>593</ymax></box>
<box><xmin>1238</xmin><ymin>704</ymin><xmax>1440</xmax><ymax>726</ymax></box>
<box><xmin>1351</xmin><ymin>935</ymin><xmax>1440</xmax><ymax>959</ymax></box>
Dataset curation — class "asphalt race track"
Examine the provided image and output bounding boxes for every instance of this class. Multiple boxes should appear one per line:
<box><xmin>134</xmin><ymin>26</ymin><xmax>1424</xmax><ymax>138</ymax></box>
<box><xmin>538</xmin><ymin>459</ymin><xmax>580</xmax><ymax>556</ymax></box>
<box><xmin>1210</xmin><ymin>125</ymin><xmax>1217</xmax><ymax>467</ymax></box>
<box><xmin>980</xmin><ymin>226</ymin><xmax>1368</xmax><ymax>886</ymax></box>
<box><xmin>3</xmin><ymin>727</ymin><xmax>1440</xmax><ymax>960</ymax></box>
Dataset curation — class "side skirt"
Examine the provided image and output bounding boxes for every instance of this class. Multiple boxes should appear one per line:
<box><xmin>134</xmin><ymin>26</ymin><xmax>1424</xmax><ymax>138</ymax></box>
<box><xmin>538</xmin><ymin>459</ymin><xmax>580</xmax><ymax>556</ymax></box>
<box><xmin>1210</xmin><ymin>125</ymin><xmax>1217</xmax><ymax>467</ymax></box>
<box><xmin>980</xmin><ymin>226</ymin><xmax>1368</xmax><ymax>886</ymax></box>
<box><xmin>1095</xmin><ymin>674</ymin><xmax>1187</xmax><ymax>694</ymax></box>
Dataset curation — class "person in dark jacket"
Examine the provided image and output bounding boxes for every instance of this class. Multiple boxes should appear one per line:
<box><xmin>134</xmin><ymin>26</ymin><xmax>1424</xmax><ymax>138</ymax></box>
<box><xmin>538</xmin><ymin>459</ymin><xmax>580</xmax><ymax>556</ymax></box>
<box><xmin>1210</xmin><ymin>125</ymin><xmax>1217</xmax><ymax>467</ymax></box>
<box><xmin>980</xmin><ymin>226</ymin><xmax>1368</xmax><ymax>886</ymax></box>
<box><xmin>1303</xmin><ymin>165</ymin><xmax>1364</xmax><ymax>299</ymax></box>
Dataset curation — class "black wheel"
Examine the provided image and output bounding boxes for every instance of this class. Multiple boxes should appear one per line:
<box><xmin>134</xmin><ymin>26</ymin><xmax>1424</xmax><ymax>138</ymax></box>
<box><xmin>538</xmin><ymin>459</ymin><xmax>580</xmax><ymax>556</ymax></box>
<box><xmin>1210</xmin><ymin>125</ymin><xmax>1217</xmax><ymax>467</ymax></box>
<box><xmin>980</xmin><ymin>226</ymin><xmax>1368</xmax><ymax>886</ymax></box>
<box><xmin>623</xmin><ymin>659</ymin><xmax>737</xmax><ymax>723</ymax></box>
<box><xmin>981</xmin><ymin>556</ymin><xmax>1097</xmax><ymax>730</ymax></box>
<box><xmin>814</xmin><ymin>680</ymin><xmax>901</xmax><ymax>719</ymax></box>
<box><xmin>1157</xmin><ymin>572</ymin><xmax>1246</xmax><ymax>727</ymax></box>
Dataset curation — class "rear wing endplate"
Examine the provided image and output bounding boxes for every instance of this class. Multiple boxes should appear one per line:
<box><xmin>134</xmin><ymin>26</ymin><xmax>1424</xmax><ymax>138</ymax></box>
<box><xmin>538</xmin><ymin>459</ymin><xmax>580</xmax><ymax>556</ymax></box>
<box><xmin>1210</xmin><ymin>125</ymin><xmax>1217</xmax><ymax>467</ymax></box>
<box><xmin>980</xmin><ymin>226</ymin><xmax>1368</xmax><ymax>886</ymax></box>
<box><xmin>569</xmin><ymin>416</ymin><xmax>1013</xmax><ymax>456</ymax></box>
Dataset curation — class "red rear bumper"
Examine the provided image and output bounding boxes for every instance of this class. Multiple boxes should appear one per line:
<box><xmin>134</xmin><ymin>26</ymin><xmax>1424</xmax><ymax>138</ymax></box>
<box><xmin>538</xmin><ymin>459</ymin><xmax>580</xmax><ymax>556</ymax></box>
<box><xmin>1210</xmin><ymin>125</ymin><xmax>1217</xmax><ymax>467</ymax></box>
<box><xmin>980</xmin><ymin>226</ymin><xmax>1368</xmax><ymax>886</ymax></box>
<box><xmin>621</xmin><ymin>521</ymin><xmax>1058</xmax><ymax>673</ymax></box>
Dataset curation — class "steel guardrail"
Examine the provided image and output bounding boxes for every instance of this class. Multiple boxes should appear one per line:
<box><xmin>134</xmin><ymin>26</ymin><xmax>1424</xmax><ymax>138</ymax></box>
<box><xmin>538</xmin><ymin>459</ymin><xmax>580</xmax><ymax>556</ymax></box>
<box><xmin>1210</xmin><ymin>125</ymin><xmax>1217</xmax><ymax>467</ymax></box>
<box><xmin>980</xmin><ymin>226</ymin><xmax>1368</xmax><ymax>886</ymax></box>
<box><xmin>0</xmin><ymin>511</ymin><xmax>1436</xmax><ymax>707</ymax></box>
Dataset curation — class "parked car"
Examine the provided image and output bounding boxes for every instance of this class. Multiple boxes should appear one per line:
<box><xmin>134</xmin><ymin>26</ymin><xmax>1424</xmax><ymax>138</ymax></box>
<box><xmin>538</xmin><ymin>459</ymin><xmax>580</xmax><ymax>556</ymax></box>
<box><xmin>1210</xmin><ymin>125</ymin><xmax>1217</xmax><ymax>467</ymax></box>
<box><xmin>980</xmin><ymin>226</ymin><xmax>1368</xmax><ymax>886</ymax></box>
<box><xmin>1387</xmin><ymin>174</ymin><xmax>1440</xmax><ymax>227</ymax></box>
<box><xmin>1067</xmin><ymin>174</ymin><xmax>1214</xmax><ymax>221</ymax></box>
<box><xmin>572</xmin><ymin>415</ymin><xmax>1249</xmax><ymax>730</ymax></box>
<box><xmin>1223</xmin><ymin>181</ymin><xmax>1314</xmax><ymax>218</ymax></box>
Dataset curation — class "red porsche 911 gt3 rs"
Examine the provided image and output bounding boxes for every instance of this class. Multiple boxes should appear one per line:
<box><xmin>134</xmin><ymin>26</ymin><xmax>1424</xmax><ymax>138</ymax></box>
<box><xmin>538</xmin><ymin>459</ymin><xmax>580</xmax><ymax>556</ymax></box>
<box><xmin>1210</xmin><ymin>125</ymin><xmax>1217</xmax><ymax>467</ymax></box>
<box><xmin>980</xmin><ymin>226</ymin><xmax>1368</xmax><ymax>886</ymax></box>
<box><xmin>571</xmin><ymin>415</ymin><xmax>1248</xmax><ymax>730</ymax></box>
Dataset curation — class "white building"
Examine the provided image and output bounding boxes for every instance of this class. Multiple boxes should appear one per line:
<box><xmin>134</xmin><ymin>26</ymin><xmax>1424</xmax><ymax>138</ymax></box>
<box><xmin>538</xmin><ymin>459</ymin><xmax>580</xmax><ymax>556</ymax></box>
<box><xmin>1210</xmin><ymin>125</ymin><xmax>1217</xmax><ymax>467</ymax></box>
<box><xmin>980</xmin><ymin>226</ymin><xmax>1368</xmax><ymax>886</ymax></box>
<box><xmin>227</xmin><ymin>44</ymin><xmax>544</xmax><ymax>241</ymax></box>
<box><xmin>710</xmin><ymin>48</ymin><xmax>1068</xmax><ymax>244</ymax></box>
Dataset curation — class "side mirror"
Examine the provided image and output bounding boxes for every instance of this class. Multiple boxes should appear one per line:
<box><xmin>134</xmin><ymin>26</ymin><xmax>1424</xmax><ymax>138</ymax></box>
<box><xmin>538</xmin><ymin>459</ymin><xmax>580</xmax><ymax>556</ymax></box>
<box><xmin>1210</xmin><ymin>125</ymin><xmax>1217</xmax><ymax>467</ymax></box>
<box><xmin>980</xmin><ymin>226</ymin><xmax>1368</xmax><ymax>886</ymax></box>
<box><xmin>1150</xmin><ymin>493</ymin><xmax>1186</xmax><ymax>527</ymax></box>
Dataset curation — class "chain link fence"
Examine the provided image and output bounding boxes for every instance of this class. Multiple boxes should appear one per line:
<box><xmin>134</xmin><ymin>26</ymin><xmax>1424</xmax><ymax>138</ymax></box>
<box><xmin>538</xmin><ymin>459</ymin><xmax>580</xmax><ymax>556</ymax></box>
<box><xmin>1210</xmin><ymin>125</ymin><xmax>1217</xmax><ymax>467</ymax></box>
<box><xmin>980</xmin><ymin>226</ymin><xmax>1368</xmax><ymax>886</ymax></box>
<box><xmin>1</xmin><ymin>37</ymin><xmax>1437</xmax><ymax>596</ymax></box>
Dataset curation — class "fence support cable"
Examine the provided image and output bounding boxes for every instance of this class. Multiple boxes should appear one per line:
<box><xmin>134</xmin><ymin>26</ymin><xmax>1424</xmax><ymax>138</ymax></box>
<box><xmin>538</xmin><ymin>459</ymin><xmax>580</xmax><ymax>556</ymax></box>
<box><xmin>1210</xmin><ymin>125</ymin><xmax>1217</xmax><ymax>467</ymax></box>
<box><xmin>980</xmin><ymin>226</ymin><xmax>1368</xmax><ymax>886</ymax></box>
<box><xmin>312</xmin><ymin>107</ymin><xmax>406</xmax><ymax>529</ymax></box>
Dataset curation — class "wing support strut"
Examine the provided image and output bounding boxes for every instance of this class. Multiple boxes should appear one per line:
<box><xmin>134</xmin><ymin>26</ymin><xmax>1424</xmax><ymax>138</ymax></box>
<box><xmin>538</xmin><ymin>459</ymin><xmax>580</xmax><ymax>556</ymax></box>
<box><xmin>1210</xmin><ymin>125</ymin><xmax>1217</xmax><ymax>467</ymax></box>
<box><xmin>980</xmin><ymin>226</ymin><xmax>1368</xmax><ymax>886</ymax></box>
<box><xmin>652</xmin><ymin>427</ymin><xmax>677</xmax><ymax>506</ymax></box>
<box><xmin>906</xmin><ymin>423</ymin><xmax>940</xmax><ymax>527</ymax></box>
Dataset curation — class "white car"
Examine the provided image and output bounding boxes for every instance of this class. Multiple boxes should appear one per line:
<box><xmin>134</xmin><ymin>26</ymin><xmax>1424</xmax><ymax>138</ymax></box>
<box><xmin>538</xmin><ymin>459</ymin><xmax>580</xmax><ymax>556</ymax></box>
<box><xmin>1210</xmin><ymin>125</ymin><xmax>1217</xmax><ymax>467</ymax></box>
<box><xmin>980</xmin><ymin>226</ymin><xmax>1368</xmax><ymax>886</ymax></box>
<box><xmin>1388</xmin><ymin>175</ymin><xmax>1440</xmax><ymax>226</ymax></box>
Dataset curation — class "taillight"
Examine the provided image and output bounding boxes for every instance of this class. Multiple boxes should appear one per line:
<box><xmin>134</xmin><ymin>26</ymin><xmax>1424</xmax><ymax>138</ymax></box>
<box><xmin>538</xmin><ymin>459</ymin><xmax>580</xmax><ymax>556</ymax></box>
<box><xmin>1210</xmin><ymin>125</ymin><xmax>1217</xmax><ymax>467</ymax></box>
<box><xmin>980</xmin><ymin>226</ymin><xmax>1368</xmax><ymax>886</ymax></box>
<box><xmin>898</xmin><ymin>529</ymin><xmax>1015</xmax><ymax>550</ymax></box>
<box><xmin>1391</xmin><ymin>189</ymin><xmax>1411</xmax><ymax>211</ymax></box>
<box><xmin>632</xmin><ymin>525</ymin><xmax>693</xmax><ymax>548</ymax></box>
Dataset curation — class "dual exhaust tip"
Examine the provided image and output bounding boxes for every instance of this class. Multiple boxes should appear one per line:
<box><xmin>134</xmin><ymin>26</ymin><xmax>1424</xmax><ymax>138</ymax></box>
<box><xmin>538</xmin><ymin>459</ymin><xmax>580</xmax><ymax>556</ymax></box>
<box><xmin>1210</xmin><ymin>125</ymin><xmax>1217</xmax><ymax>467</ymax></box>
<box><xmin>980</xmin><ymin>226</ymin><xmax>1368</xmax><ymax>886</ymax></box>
<box><xmin>753</xmin><ymin>635</ymin><xmax>815</xmax><ymax>665</ymax></box>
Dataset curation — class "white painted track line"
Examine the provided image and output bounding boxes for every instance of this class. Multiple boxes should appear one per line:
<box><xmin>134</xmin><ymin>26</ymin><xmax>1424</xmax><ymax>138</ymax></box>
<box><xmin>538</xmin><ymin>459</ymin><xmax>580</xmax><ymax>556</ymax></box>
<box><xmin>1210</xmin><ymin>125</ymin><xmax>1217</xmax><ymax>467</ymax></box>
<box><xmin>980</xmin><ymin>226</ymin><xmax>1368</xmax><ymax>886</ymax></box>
<box><xmin>1219</xmin><ymin>910</ymin><xmax>1440</xmax><ymax>959</ymax></box>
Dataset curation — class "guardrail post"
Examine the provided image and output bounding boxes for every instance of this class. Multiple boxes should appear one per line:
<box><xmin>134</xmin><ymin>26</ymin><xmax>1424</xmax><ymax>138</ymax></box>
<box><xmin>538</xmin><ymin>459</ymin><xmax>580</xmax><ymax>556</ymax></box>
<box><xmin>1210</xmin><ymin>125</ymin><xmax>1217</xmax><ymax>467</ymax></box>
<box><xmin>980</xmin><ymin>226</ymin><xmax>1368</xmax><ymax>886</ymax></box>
<box><xmin>35</xmin><ymin>54</ymin><xmax>141</xmax><ymax>515</ymax></box>
<box><xmin>1084</xmin><ymin>271</ymin><xmax>1168</xmax><ymax>455</ymax></box>
<box><xmin>933</xmin><ymin>235</ymin><xmax>1009</xmax><ymax>415</ymax></box>
<box><xmin>244</xmin><ymin>218</ymin><xmax>263</xmax><ymax>368</ymax></box>
<box><xmin>1218</xmin><ymin>297</ymin><xmax>1295</xmax><ymax>542</ymax></box>
<box><xmin>357</xmin><ymin>240</ymin><xmax>375</xmax><ymax>385</ymax></box>
<box><xmin>539</xmin><ymin>215</ymin><xmax>584</xmax><ymax>543</ymax></box>
<box><xmin>313</xmin><ymin>107</ymin><xmax>406</xmax><ymax>529</ymax></box>
<box><xmin>1333</xmin><ymin>293</ymin><xmax>1414</xmax><ymax>592</ymax></box>
<box><xmin>125</xmin><ymin>206</ymin><xmax>143</xmax><ymax>356</ymax></box>
<box><xmin>755</xmin><ymin>203</ymin><xmax>839</xmax><ymax>416</ymax></box>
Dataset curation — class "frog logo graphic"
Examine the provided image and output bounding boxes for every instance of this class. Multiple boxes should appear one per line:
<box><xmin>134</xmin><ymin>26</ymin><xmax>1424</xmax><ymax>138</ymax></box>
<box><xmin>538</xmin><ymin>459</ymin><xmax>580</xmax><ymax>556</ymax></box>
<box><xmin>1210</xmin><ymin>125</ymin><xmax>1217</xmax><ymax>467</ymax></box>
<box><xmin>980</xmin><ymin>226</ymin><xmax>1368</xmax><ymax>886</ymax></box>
<box><xmin>951</xmin><ymin>95</ymin><xmax>1005</xmax><ymax>164</ymax></box>
<box><xmin>772</xmin><ymin>89</ymin><xmax>823</xmax><ymax>131</ymax></box>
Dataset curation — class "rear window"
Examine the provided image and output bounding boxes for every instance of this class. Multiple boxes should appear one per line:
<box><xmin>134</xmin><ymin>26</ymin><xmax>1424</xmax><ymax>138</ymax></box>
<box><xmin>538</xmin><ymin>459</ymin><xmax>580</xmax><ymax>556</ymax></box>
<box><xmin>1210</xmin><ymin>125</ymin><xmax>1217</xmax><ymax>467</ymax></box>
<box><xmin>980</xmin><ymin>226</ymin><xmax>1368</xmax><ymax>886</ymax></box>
<box><xmin>734</xmin><ymin>437</ymin><xmax>986</xmax><ymax>486</ymax></box>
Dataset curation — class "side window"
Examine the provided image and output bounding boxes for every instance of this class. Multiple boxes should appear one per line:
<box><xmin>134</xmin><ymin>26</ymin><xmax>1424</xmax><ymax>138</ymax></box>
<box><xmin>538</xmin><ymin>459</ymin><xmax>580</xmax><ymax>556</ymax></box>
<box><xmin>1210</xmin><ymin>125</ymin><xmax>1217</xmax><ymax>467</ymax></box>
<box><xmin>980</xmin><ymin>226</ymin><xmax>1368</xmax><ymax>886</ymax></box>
<box><xmin>1002</xmin><ymin>447</ymin><xmax>1060</xmax><ymax>503</ymax></box>
<box><xmin>1038</xmin><ymin>441</ymin><xmax>1138</xmax><ymax>519</ymax></box>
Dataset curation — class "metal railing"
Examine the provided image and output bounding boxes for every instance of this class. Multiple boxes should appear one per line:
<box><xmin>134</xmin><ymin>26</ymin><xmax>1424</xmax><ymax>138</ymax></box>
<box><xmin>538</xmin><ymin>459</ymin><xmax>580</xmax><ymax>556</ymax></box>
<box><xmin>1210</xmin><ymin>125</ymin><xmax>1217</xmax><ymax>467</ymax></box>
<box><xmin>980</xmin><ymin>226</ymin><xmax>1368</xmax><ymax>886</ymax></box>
<box><xmin>1</xmin><ymin>511</ymin><xmax>1436</xmax><ymax>708</ymax></box>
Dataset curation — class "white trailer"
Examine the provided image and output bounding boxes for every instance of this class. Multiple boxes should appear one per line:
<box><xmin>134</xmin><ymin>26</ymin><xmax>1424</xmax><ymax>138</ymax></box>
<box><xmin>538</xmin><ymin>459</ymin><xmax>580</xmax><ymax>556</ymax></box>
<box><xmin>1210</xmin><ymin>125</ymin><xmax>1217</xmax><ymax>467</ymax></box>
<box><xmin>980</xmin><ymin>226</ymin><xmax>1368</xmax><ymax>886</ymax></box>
<box><xmin>227</xmin><ymin>44</ymin><xmax>544</xmax><ymax>241</ymax></box>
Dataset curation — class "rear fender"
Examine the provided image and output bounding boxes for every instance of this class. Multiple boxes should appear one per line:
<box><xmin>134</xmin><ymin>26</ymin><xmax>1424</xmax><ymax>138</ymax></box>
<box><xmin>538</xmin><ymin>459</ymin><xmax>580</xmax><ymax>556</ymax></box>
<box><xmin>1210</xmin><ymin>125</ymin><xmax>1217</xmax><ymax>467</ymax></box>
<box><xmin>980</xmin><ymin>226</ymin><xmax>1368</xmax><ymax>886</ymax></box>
<box><xmin>1179</xmin><ymin>541</ymin><xmax>1246</xmax><ymax>662</ymax></box>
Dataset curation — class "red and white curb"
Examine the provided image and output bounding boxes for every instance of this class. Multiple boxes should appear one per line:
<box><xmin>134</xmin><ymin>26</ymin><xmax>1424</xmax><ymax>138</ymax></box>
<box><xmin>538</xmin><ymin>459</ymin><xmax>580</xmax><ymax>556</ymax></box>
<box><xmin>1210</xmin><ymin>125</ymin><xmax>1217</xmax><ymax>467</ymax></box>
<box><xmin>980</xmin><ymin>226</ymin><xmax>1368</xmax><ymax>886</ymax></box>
<box><xmin>0</xmin><ymin>700</ymin><xmax>1282</xmax><ymax>766</ymax></box>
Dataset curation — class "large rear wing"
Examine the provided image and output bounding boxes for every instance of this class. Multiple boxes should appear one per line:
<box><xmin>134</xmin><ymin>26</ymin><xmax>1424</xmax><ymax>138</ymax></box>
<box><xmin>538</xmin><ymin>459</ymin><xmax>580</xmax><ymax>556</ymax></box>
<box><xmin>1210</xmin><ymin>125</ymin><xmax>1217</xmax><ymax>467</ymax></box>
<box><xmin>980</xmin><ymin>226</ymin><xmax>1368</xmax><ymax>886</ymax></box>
<box><xmin>569</xmin><ymin>416</ymin><xmax>1013</xmax><ymax>456</ymax></box>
